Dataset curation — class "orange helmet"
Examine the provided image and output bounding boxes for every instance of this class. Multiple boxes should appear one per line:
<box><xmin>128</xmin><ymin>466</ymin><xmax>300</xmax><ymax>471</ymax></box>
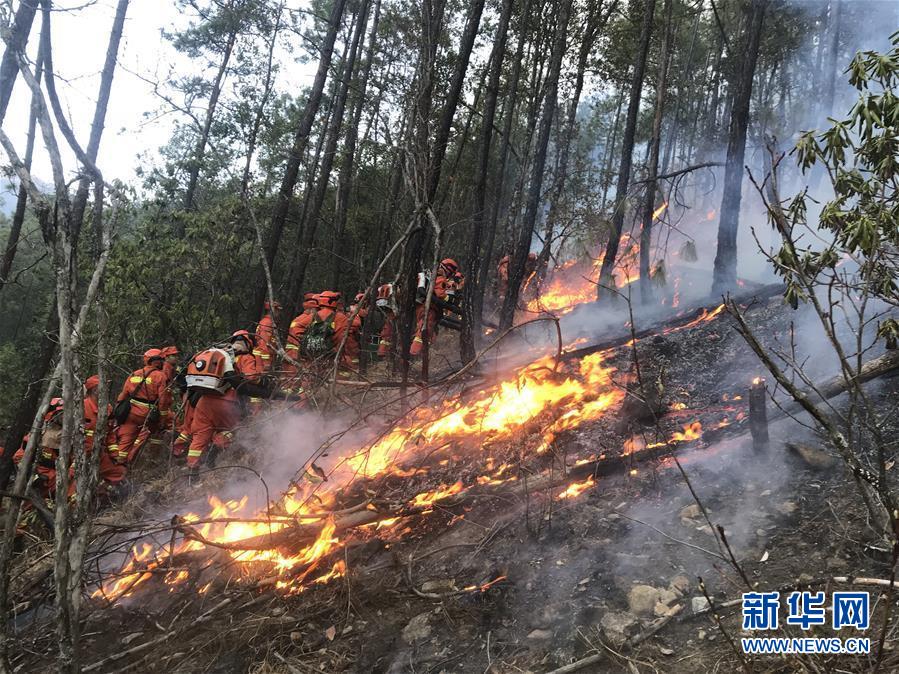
<box><xmin>230</xmin><ymin>329</ymin><xmax>256</xmax><ymax>350</ymax></box>
<box><xmin>84</xmin><ymin>375</ymin><xmax>100</xmax><ymax>391</ymax></box>
<box><xmin>317</xmin><ymin>291</ymin><xmax>341</xmax><ymax>309</ymax></box>
<box><xmin>45</xmin><ymin>397</ymin><xmax>64</xmax><ymax>422</ymax></box>
<box><xmin>264</xmin><ymin>300</ymin><xmax>282</xmax><ymax>311</ymax></box>
<box><xmin>303</xmin><ymin>292</ymin><xmax>318</xmax><ymax>311</ymax></box>
<box><xmin>376</xmin><ymin>284</ymin><xmax>393</xmax><ymax>300</ymax></box>
<box><xmin>528</xmin><ymin>252</ymin><xmax>538</xmax><ymax>262</ymax></box>
<box><xmin>161</xmin><ymin>345</ymin><xmax>179</xmax><ymax>358</ymax></box>
<box><xmin>440</xmin><ymin>259</ymin><xmax>459</xmax><ymax>275</ymax></box>
<box><xmin>143</xmin><ymin>348</ymin><xmax>164</xmax><ymax>366</ymax></box>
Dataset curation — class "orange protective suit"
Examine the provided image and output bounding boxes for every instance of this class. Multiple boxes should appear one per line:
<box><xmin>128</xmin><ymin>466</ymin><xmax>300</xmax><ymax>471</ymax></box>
<box><xmin>114</xmin><ymin>363</ymin><xmax>170</xmax><ymax>464</ymax></box>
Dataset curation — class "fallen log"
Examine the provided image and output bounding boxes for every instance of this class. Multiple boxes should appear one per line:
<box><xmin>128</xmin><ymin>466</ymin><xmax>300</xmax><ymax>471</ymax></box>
<box><xmin>559</xmin><ymin>283</ymin><xmax>785</xmax><ymax>363</ymax></box>
<box><xmin>781</xmin><ymin>349</ymin><xmax>899</xmax><ymax>417</ymax></box>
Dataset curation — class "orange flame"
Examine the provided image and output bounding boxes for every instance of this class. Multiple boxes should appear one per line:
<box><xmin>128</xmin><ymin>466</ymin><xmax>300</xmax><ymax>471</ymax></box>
<box><xmin>557</xmin><ymin>476</ymin><xmax>594</xmax><ymax>499</ymax></box>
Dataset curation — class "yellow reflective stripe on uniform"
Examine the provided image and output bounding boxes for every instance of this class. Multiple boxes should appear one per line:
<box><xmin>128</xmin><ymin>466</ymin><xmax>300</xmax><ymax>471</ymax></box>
<box><xmin>85</xmin><ymin>430</ymin><xmax>95</xmax><ymax>437</ymax></box>
<box><xmin>129</xmin><ymin>376</ymin><xmax>144</xmax><ymax>383</ymax></box>
<box><xmin>187</xmin><ymin>449</ymin><xmax>202</xmax><ymax>458</ymax></box>
<box><xmin>130</xmin><ymin>399</ymin><xmax>157</xmax><ymax>409</ymax></box>
<box><xmin>249</xmin><ymin>397</ymin><xmax>262</xmax><ymax>403</ymax></box>
<box><xmin>285</xmin><ymin>344</ymin><xmax>299</xmax><ymax>351</ymax></box>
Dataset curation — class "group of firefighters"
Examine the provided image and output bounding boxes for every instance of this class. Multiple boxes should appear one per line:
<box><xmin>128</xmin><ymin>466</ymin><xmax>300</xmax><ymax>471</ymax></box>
<box><xmin>10</xmin><ymin>258</ymin><xmax>471</xmax><ymax>503</ymax></box>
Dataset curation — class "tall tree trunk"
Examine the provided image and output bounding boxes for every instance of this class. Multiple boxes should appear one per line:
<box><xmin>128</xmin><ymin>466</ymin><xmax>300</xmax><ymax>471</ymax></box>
<box><xmin>241</xmin><ymin>1</ymin><xmax>284</xmax><ymax>197</ymax></box>
<box><xmin>0</xmin><ymin>42</ymin><xmax>43</xmax><ymax>292</ymax></box>
<box><xmin>0</xmin><ymin>0</ymin><xmax>38</xmax><ymax>123</ymax></box>
<box><xmin>398</xmin><ymin>0</ymin><xmax>446</xmax><ymax>392</ymax></box>
<box><xmin>181</xmin><ymin>26</ymin><xmax>238</xmax><ymax>214</ymax></box>
<box><xmin>70</xmin><ymin>0</ymin><xmax>129</xmax><ymax>241</ymax></box>
<box><xmin>477</xmin><ymin>0</ymin><xmax>531</xmax><ymax>324</ymax></box>
<box><xmin>460</xmin><ymin>0</ymin><xmax>514</xmax><ymax>362</ymax></box>
<box><xmin>822</xmin><ymin>0</ymin><xmax>841</xmax><ymax>119</ymax></box>
<box><xmin>537</xmin><ymin>0</ymin><xmax>616</xmax><ymax>278</ymax></box>
<box><xmin>661</xmin><ymin>7</ymin><xmax>699</xmax><ymax>174</ymax></box>
<box><xmin>330</xmin><ymin>0</ymin><xmax>382</xmax><ymax>289</ymax></box>
<box><xmin>499</xmin><ymin>0</ymin><xmax>573</xmax><ymax>330</ymax></box>
<box><xmin>638</xmin><ymin>0</ymin><xmax>674</xmax><ymax>305</ymax></box>
<box><xmin>258</xmin><ymin>0</ymin><xmax>348</xmax><ymax>311</ymax></box>
<box><xmin>596</xmin><ymin>0</ymin><xmax>656</xmax><ymax>298</ymax></box>
<box><xmin>600</xmin><ymin>84</ymin><xmax>626</xmax><ymax>211</ymax></box>
<box><xmin>711</xmin><ymin>0</ymin><xmax>767</xmax><ymax>294</ymax></box>
<box><xmin>291</xmin><ymin>0</ymin><xmax>370</xmax><ymax>298</ymax></box>
<box><xmin>407</xmin><ymin>0</ymin><xmax>486</xmax><ymax>383</ymax></box>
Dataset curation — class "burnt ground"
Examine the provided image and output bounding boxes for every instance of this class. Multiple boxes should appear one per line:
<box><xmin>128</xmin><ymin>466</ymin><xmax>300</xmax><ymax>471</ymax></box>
<box><xmin>10</xmin><ymin>290</ymin><xmax>899</xmax><ymax>673</ymax></box>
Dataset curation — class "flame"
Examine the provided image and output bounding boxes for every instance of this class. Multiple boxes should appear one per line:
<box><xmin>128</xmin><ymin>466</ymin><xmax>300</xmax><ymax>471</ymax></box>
<box><xmin>666</xmin><ymin>304</ymin><xmax>725</xmax><ymax>332</ymax></box>
<box><xmin>670</xmin><ymin>421</ymin><xmax>703</xmax><ymax>442</ymax></box>
<box><xmin>463</xmin><ymin>575</ymin><xmax>507</xmax><ymax>592</ymax></box>
<box><xmin>94</xmin><ymin>279</ymin><xmax>734</xmax><ymax>602</ymax></box>
<box><xmin>409</xmin><ymin>481</ymin><xmax>464</xmax><ymax>508</ymax></box>
<box><xmin>557</xmin><ymin>476</ymin><xmax>594</xmax><ymax>499</ymax></box>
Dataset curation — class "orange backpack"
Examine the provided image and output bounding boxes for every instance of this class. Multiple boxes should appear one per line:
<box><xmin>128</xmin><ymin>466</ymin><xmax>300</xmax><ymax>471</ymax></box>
<box><xmin>186</xmin><ymin>348</ymin><xmax>232</xmax><ymax>393</ymax></box>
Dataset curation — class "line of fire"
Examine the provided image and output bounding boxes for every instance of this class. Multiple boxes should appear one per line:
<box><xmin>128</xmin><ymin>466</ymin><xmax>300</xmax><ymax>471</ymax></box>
<box><xmin>1</xmin><ymin>0</ymin><xmax>899</xmax><ymax>672</ymax></box>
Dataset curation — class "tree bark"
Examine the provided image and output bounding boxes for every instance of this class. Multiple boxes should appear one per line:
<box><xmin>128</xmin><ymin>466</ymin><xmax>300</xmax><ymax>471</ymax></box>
<box><xmin>476</xmin><ymin>0</ymin><xmax>532</xmax><ymax>326</ymax></box>
<box><xmin>258</xmin><ymin>0</ymin><xmax>349</xmax><ymax>310</ymax></box>
<box><xmin>499</xmin><ymin>0</ymin><xmax>573</xmax><ymax>330</ymax></box>
<box><xmin>537</xmin><ymin>0</ymin><xmax>617</xmax><ymax>279</ymax></box>
<box><xmin>596</xmin><ymin>0</ymin><xmax>656</xmax><ymax>299</ymax></box>
<box><xmin>638</xmin><ymin>0</ymin><xmax>674</xmax><ymax>305</ymax></box>
<box><xmin>0</xmin><ymin>41</ymin><xmax>43</xmax><ymax>293</ymax></box>
<box><xmin>181</xmin><ymin>25</ymin><xmax>238</xmax><ymax>214</ymax></box>
<box><xmin>241</xmin><ymin>1</ymin><xmax>285</xmax><ymax>197</ymax></box>
<box><xmin>711</xmin><ymin>0</ymin><xmax>767</xmax><ymax>295</ymax></box>
<box><xmin>460</xmin><ymin>0</ymin><xmax>514</xmax><ymax>363</ymax></box>
<box><xmin>70</xmin><ymin>0</ymin><xmax>129</xmax><ymax>242</ymax></box>
<box><xmin>330</xmin><ymin>0</ymin><xmax>382</xmax><ymax>289</ymax></box>
<box><xmin>0</xmin><ymin>0</ymin><xmax>38</xmax><ymax>123</ymax></box>
<box><xmin>291</xmin><ymin>0</ymin><xmax>370</xmax><ymax>298</ymax></box>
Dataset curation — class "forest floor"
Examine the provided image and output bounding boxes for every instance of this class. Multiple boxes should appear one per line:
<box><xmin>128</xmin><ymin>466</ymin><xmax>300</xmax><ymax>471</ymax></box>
<box><xmin>11</xmin><ymin>290</ymin><xmax>899</xmax><ymax>673</ymax></box>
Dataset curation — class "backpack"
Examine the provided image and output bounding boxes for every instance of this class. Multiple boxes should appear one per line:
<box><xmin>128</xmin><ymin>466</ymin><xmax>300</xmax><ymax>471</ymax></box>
<box><xmin>185</xmin><ymin>348</ymin><xmax>232</xmax><ymax>393</ymax></box>
<box><xmin>301</xmin><ymin>313</ymin><xmax>337</xmax><ymax>359</ymax></box>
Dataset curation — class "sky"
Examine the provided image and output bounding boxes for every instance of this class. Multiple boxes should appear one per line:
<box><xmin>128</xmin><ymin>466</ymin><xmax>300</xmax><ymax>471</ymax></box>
<box><xmin>3</xmin><ymin>0</ymin><xmax>190</xmax><ymax>189</ymax></box>
<box><xmin>1</xmin><ymin>0</ymin><xmax>319</xmax><ymax>202</ymax></box>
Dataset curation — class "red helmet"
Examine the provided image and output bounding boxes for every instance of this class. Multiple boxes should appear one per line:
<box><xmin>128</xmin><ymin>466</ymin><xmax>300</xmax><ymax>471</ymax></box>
<box><xmin>317</xmin><ymin>291</ymin><xmax>341</xmax><ymax>309</ymax></box>
<box><xmin>85</xmin><ymin>375</ymin><xmax>100</xmax><ymax>391</ymax></box>
<box><xmin>161</xmin><ymin>345</ymin><xmax>179</xmax><ymax>358</ymax></box>
<box><xmin>376</xmin><ymin>284</ymin><xmax>393</xmax><ymax>300</ymax></box>
<box><xmin>527</xmin><ymin>252</ymin><xmax>538</xmax><ymax>262</ymax></box>
<box><xmin>440</xmin><ymin>259</ymin><xmax>459</xmax><ymax>275</ymax></box>
<box><xmin>303</xmin><ymin>292</ymin><xmax>319</xmax><ymax>311</ymax></box>
<box><xmin>44</xmin><ymin>397</ymin><xmax>64</xmax><ymax>422</ymax></box>
<box><xmin>354</xmin><ymin>292</ymin><xmax>366</xmax><ymax>304</ymax></box>
<box><xmin>264</xmin><ymin>300</ymin><xmax>282</xmax><ymax>311</ymax></box>
<box><xmin>143</xmin><ymin>348</ymin><xmax>164</xmax><ymax>366</ymax></box>
<box><xmin>230</xmin><ymin>329</ymin><xmax>256</xmax><ymax>349</ymax></box>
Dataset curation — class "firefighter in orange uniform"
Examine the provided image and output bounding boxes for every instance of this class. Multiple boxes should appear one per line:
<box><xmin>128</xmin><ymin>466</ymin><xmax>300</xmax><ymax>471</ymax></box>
<box><xmin>83</xmin><ymin>375</ymin><xmax>128</xmax><ymax>494</ymax></box>
<box><xmin>376</xmin><ymin>284</ymin><xmax>397</xmax><ymax>359</ymax></box>
<box><xmin>114</xmin><ymin>349</ymin><xmax>170</xmax><ymax>465</ymax></box>
<box><xmin>184</xmin><ymin>331</ymin><xmax>284</xmax><ymax>480</ymax></box>
<box><xmin>410</xmin><ymin>259</ymin><xmax>465</xmax><ymax>357</ymax></box>
<box><xmin>33</xmin><ymin>398</ymin><xmax>64</xmax><ymax>498</ymax></box>
<box><xmin>232</xmin><ymin>330</ymin><xmax>268</xmax><ymax>416</ymax></box>
<box><xmin>288</xmin><ymin>291</ymin><xmax>349</xmax><ymax>364</ymax></box>
<box><xmin>255</xmin><ymin>300</ymin><xmax>281</xmax><ymax>371</ymax></box>
<box><xmin>497</xmin><ymin>252</ymin><xmax>537</xmax><ymax>301</ymax></box>
<box><xmin>344</xmin><ymin>292</ymin><xmax>368</xmax><ymax>367</ymax></box>
<box><xmin>497</xmin><ymin>254</ymin><xmax>510</xmax><ymax>299</ymax></box>
<box><xmin>284</xmin><ymin>293</ymin><xmax>319</xmax><ymax>376</ymax></box>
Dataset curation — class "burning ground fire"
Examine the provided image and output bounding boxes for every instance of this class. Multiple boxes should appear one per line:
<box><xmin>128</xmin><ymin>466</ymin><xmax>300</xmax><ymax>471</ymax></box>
<box><xmin>526</xmin><ymin>204</ymin><xmax>668</xmax><ymax>315</ymax></box>
<box><xmin>94</xmin><ymin>285</ymin><xmax>739</xmax><ymax>604</ymax></box>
